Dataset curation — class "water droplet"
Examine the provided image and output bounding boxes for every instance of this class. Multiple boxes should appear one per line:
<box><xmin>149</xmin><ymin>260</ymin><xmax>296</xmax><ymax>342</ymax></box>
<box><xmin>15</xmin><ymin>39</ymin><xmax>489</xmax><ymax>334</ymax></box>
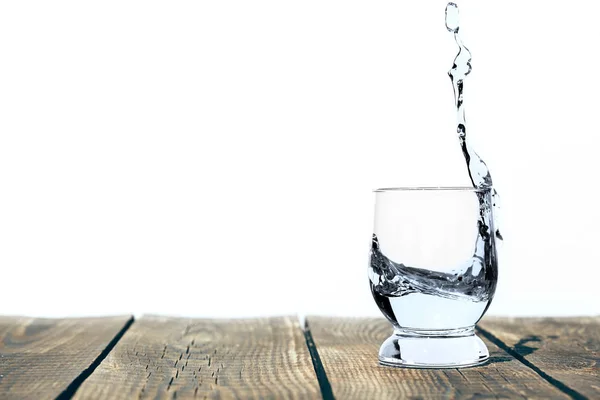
<box><xmin>445</xmin><ymin>2</ymin><xmax>460</xmax><ymax>33</ymax></box>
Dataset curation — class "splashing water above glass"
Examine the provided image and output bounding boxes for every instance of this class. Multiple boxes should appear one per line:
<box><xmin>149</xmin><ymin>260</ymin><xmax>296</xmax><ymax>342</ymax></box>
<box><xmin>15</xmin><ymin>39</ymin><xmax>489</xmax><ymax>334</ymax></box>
<box><xmin>446</xmin><ymin>2</ymin><xmax>489</xmax><ymax>188</ymax></box>
<box><xmin>445</xmin><ymin>2</ymin><xmax>502</xmax><ymax>240</ymax></box>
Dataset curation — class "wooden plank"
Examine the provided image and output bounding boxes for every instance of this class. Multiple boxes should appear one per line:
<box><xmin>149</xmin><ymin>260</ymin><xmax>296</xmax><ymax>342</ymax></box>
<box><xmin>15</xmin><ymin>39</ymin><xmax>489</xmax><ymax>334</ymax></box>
<box><xmin>74</xmin><ymin>315</ymin><xmax>321</xmax><ymax>399</ymax></box>
<box><xmin>480</xmin><ymin>316</ymin><xmax>600</xmax><ymax>399</ymax></box>
<box><xmin>0</xmin><ymin>315</ymin><xmax>133</xmax><ymax>400</ymax></box>
<box><xmin>308</xmin><ymin>316</ymin><xmax>570</xmax><ymax>399</ymax></box>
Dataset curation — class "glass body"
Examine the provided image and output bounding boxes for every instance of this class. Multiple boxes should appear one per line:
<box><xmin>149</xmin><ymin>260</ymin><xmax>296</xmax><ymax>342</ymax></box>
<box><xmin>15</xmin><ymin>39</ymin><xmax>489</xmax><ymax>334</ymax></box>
<box><xmin>369</xmin><ymin>187</ymin><xmax>498</xmax><ymax>368</ymax></box>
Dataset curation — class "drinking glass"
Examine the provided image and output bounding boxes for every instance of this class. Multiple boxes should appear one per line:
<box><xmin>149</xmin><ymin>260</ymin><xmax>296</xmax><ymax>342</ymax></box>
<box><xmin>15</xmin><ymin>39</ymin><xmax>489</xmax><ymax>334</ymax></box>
<box><xmin>369</xmin><ymin>187</ymin><xmax>498</xmax><ymax>368</ymax></box>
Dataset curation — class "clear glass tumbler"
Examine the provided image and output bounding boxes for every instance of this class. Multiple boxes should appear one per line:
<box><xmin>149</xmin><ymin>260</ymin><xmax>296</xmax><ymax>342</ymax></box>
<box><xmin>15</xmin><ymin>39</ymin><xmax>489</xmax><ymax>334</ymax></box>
<box><xmin>369</xmin><ymin>187</ymin><xmax>498</xmax><ymax>368</ymax></box>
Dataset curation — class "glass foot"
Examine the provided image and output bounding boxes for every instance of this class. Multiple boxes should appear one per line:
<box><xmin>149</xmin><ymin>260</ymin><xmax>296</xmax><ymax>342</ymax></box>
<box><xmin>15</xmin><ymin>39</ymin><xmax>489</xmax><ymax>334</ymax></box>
<box><xmin>378</xmin><ymin>329</ymin><xmax>489</xmax><ymax>369</ymax></box>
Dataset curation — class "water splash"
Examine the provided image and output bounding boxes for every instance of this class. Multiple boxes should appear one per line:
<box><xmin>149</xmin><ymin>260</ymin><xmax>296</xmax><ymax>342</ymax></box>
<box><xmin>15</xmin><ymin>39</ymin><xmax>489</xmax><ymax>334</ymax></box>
<box><xmin>370</xmin><ymin>234</ymin><xmax>494</xmax><ymax>302</ymax></box>
<box><xmin>446</xmin><ymin>2</ymin><xmax>502</xmax><ymax>240</ymax></box>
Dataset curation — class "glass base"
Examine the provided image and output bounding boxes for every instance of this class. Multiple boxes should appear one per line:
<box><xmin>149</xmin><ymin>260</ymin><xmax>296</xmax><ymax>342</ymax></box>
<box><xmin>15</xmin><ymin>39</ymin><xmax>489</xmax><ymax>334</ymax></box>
<box><xmin>378</xmin><ymin>328</ymin><xmax>489</xmax><ymax>369</ymax></box>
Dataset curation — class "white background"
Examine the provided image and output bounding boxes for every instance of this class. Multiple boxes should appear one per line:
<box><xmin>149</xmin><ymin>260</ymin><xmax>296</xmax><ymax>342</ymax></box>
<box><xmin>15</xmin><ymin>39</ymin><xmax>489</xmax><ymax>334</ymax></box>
<box><xmin>1</xmin><ymin>0</ymin><xmax>598</xmax><ymax>318</ymax></box>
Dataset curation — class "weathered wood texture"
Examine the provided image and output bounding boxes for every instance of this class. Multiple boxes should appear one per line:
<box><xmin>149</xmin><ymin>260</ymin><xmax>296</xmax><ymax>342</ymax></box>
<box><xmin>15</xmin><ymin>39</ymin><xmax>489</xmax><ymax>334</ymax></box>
<box><xmin>74</xmin><ymin>316</ymin><xmax>320</xmax><ymax>399</ymax></box>
<box><xmin>308</xmin><ymin>316</ymin><xmax>570</xmax><ymax>399</ymax></box>
<box><xmin>0</xmin><ymin>316</ymin><xmax>132</xmax><ymax>400</ymax></box>
<box><xmin>480</xmin><ymin>316</ymin><xmax>600</xmax><ymax>399</ymax></box>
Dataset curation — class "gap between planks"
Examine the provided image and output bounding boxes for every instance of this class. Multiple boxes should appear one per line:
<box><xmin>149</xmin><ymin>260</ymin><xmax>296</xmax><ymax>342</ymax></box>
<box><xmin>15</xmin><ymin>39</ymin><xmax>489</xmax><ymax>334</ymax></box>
<box><xmin>56</xmin><ymin>317</ymin><xmax>135</xmax><ymax>400</ymax></box>
<box><xmin>302</xmin><ymin>319</ymin><xmax>334</xmax><ymax>400</ymax></box>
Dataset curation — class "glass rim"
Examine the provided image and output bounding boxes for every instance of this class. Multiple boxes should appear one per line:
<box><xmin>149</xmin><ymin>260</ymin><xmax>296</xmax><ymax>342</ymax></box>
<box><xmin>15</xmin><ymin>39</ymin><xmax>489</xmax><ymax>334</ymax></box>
<box><xmin>374</xmin><ymin>186</ymin><xmax>489</xmax><ymax>193</ymax></box>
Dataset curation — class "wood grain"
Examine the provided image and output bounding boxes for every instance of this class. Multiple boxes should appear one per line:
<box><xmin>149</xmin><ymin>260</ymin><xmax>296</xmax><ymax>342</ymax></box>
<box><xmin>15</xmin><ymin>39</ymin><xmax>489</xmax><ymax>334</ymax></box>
<box><xmin>74</xmin><ymin>315</ymin><xmax>320</xmax><ymax>399</ymax></box>
<box><xmin>0</xmin><ymin>315</ymin><xmax>132</xmax><ymax>400</ymax></box>
<box><xmin>308</xmin><ymin>316</ymin><xmax>570</xmax><ymax>399</ymax></box>
<box><xmin>480</xmin><ymin>316</ymin><xmax>600</xmax><ymax>399</ymax></box>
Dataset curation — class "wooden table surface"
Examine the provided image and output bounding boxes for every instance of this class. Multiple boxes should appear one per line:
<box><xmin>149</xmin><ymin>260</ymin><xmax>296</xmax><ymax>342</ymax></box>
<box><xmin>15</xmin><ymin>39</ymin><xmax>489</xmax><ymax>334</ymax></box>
<box><xmin>0</xmin><ymin>316</ymin><xmax>597</xmax><ymax>399</ymax></box>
